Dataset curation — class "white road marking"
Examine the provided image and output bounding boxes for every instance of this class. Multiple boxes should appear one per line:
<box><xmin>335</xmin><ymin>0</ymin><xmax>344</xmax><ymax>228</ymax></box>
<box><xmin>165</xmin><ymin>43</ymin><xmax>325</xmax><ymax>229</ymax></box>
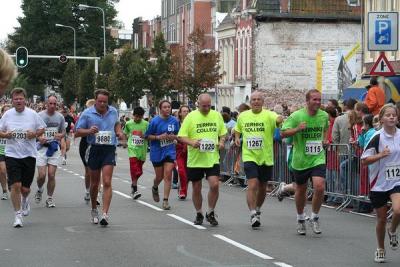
<box><xmin>136</xmin><ymin>200</ymin><xmax>163</xmax><ymax>211</ymax></box>
<box><xmin>113</xmin><ymin>190</ymin><xmax>131</xmax><ymax>199</ymax></box>
<box><xmin>213</xmin><ymin>234</ymin><xmax>274</xmax><ymax>260</ymax></box>
<box><xmin>274</xmin><ymin>262</ymin><xmax>293</xmax><ymax>267</ymax></box>
<box><xmin>74</xmin><ymin>173</ymin><xmax>80</xmax><ymax>176</ymax></box>
<box><xmin>167</xmin><ymin>214</ymin><xmax>206</xmax><ymax>230</ymax></box>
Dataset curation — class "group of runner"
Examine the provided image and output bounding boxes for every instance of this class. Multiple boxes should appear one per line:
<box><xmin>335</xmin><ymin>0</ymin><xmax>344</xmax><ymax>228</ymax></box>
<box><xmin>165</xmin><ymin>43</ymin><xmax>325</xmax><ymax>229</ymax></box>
<box><xmin>1</xmin><ymin>48</ymin><xmax>399</xmax><ymax>262</ymax></box>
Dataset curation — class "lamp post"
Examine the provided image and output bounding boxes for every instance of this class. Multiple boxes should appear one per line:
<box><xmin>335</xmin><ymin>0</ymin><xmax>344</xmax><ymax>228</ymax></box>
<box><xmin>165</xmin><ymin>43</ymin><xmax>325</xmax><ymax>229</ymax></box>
<box><xmin>78</xmin><ymin>4</ymin><xmax>106</xmax><ymax>57</ymax></box>
<box><xmin>55</xmin><ymin>23</ymin><xmax>76</xmax><ymax>62</ymax></box>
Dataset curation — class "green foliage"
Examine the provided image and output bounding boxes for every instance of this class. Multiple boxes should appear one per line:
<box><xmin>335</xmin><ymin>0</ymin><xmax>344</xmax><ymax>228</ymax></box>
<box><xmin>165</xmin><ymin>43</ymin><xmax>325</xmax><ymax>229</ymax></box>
<box><xmin>182</xmin><ymin>28</ymin><xmax>222</xmax><ymax>105</ymax></box>
<box><xmin>7</xmin><ymin>0</ymin><xmax>118</xmax><ymax>98</ymax></box>
<box><xmin>78</xmin><ymin>59</ymin><xmax>95</xmax><ymax>105</ymax></box>
<box><xmin>61</xmin><ymin>61</ymin><xmax>79</xmax><ymax>105</ymax></box>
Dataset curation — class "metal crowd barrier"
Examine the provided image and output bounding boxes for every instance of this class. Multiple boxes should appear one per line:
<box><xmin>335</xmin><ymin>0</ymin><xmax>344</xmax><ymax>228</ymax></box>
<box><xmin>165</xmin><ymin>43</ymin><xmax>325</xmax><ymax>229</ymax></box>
<box><xmin>219</xmin><ymin>140</ymin><xmax>391</xmax><ymax>216</ymax></box>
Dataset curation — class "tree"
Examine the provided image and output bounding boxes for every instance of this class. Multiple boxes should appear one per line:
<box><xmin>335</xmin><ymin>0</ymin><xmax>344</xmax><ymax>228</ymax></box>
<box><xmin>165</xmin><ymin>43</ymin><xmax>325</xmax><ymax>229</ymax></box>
<box><xmin>7</xmin><ymin>0</ymin><xmax>118</xmax><ymax>97</ymax></box>
<box><xmin>78</xmin><ymin>59</ymin><xmax>95</xmax><ymax>105</ymax></box>
<box><xmin>97</xmin><ymin>53</ymin><xmax>116</xmax><ymax>100</ymax></box>
<box><xmin>183</xmin><ymin>28</ymin><xmax>222</xmax><ymax>105</ymax></box>
<box><xmin>146</xmin><ymin>33</ymin><xmax>173</xmax><ymax>106</ymax></box>
<box><xmin>61</xmin><ymin>61</ymin><xmax>79</xmax><ymax>105</ymax></box>
<box><xmin>110</xmin><ymin>46</ymin><xmax>147</xmax><ymax>106</ymax></box>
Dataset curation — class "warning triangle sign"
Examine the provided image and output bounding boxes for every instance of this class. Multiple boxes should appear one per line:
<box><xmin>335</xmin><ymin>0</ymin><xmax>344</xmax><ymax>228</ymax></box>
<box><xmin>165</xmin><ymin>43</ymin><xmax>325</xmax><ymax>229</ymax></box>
<box><xmin>370</xmin><ymin>52</ymin><xmax>395</xmax><ymax>76</ymax></box>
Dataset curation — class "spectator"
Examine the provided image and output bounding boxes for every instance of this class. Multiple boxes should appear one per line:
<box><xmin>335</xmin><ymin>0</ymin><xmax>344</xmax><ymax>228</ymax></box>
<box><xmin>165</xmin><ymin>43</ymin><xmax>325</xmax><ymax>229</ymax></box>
<box><xmin>237</xmin><ymin>103</ymin><xmax>250</xmax><ymax>113</ymax></box>
<box><xmin>364</xmin><ymin>76</ymin><xmax>385</xmax><ymax>116</ymax></box>
<box><xmin>221</xmin><ymin>106</ymin><xmax>236</xmax><ymax>131</ymax></box>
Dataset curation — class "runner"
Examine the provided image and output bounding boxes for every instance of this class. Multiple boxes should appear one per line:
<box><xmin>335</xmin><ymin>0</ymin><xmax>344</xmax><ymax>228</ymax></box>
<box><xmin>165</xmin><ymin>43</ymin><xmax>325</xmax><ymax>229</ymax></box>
<box><xmin>75</xmin><ymin>89</ymin><xmax>124</xmax><ymax>226</ymax></box>
<box><xmin>234</xmin><ymin>91</ymin><xmax>282</xmax><ymax>228</ymax></box>
<box><xmin>176</xmin><ymin>105</ymin><xmax>190</xmax><ymax>200</ymax></box>
<box><xmin>361</xmin><ymin>104</ymin><xmax>400</xmax><ymax>263</ymax></box>
<box><xmin>34</xmin><ymin>95</ymin><xmax>66</xmax><ymax>208</ymax></box>
<box><xmin>281</xmin><ymin>89</ymin><xmax>329</xmax><ymax>235</ymax></box>
<box><xmin>0</xmin><ymin>88</ymin><xmax>46</xmax><ymax>227</ymax></box>
<box><xmin>0</xmin><ymin>105</ymin><xmax>11</xmax><ymax>200</ymax></box>
<box><xmin>124</xmin><ymin>106</ymin><xmax>148</xmax><ymax>200</ymax></box>
<box><xmin>78</xmin><ymin>99</ymin><xmax>95</xmax><ymax>202</ymax></box>
<box><xmin>178</xmin><ymin>94</ymin><xmax>227</xmax><ymax>226</ymax></box>
<box><xmin>145</xmin><ymin>100</ymin><xmax>179</xmax><ymax>210</ymax></box>
<box><xmin>61</xmin><ymin>107</ymin><xmax>74</xmax><ymax>165</ymax></box>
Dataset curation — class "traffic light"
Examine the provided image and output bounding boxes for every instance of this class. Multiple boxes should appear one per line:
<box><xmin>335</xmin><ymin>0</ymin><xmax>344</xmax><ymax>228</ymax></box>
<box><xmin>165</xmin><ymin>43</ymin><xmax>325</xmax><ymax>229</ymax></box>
<box><xmin>15</xmin><ymin>47</ymin><xmax>28</xmax><ymax>68</ymax></box>
<box><xmin>59</xmin><ymin>54</ymin><xmax>68</xmax><ymax>63</ymax></box>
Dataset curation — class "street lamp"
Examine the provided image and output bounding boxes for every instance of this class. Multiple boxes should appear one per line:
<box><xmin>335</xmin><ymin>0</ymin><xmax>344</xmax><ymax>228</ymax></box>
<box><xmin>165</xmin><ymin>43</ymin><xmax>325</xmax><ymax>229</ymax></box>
<box><xmin>78</xmin><ymin>4</ymin><xmax>106</xmax><ymax>57</ymax></box>
<box><xmin>55</xmin><ymin>23</ymin><xmax>76</xmax><ymax>62</ymax></box>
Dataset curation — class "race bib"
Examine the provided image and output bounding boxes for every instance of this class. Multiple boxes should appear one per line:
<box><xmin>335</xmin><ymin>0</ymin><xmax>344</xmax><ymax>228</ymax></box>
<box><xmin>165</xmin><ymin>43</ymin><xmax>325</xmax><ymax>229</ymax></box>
<box><xmin>95</xmin><ymin>131</ymin><xmax>112</xmax><ymax>145</ymax></box>
<box><xmin>131</xmin><ymin>135</ymin><xmax>144</xmax><ymax>146</ymax></box>
<box><xmin>0</xmin><ymin>138</ymin><xmax>6</xmax><ymax>145</ymax></box>
<box><xmin>160</xmin><ymin>139</ymin><xmax>174</xmax><ymax>147</ymax></box>
<box><xmin>305</xmin><ymin>141</ymin><xmax>323</xmax><ymax>155</ymax></box>
<box><xmin>246</xmin><ymin>137</ymin><xmax>263</xmax><ymax>150</ymax></box>
<box><xmin>199</xmin><ymin>139</ymin><xmax>215</xmax><ymax>152</ymax></box>
<box><xmin>12</xmin><ymin>130</ymin><xmax>27</xmax><ymax>140</ymax></box>
<box><xmin>44</xmin><ymin>127</ymin><xmax>58</xmax><ymax>140</ymax></box>
<box><xmin>385</xmin><ymin>163</ymin><xmax>400</xmax><ymax>180</ymax></box>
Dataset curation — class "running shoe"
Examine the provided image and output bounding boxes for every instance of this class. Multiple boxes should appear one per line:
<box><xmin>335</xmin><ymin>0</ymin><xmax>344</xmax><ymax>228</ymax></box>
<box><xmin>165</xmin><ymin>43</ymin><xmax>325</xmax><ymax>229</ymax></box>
<box><xmin>178</xmin><ymin>193</ymin><xmax>186</xmax><ymax>200</ymax></box>
<box><xmin>22</xmin><ymin>200</ymin><xmax>30</xmax><ymax>216</ymax></box>
<box><xmin>374</xmin><ymin>248</ymin><xmax>386</xmax><ymax>263</ymax></box>
<box><xmin>84</xmin><ymin>192</ymin><xmax>90</xmax><ymax>202</ymax></box>
<box><xmin>132</xmin><ymin>190</ymin><xmax>142</xmax><ymax>200</ymax></box>
<box><xmin>206</xmin><ymin>211</ymin><xmax>218</xmax><ymax>226</ymax></box>
<box><xmin>297</xmin><ymin>220</ymin><xmax>306</xmax><ymax>235</ymax></box>
<box><xmin>309</xmin><ymin>217</ymin><xmax>322</xmax><ymax>234</ymax></box>
<box><xmin>99</xmin><ymin>213</ymin><xmax>109</xmax><ymax>226</ymax></box>
<box><xmin>276</xmin><ymin>182</ymin><xmax>286</xmax><ymax>202</ymax></box>
<box><xmin>172</xmin><ymin>183</ymin><xmax>178</xmax><ymax>189</ymax></box>
<box><xmin>91</xmin><ymin>209</ymin><xmax>99</xmax><ymax>224</ymax></box>
<box><xmin>62</xmin><ymin>156</ymin><xmax>67</xmax><ymax>165</ymax></box>
<box><xmin>388</xmin><ymin>229</ymin><xmax>399</xmax><ymax>250</ymax></box>
<box><xmin>194</xmin><ymin>212</ymin><xmax>204</xmax><ymax>225</ymax></box>
<box><xmin>251</xmin><ymin>214</ymin><xmax>260</xmax><ymax>228</ymax></box>
<box><xmin>45</xmin><ymin>198</ymin><xmax>55</xmax><ymax>208</ymax></box>
<box><xmin>34</xmin><ymin>190</ymin><xmax>42</xmax><ymax>203</ymax></box>
<box><xmin>1</xmin><ymin>192</ymin><xmax>8</xmax><ymax>200</ymax></box>
<box><xmin>13</xmin><ymin>213</ymin><xmax>23</xmax><ymax>228</ymax></box>
<box><xmin>152</xmin><ymin>186</ymin><xmax>160</xmax><ymax>202</ymax></box>
<box><xmin>162</xmin><ymin>200</ymin><xmax>171</xmax><ymax>210</ymax></box>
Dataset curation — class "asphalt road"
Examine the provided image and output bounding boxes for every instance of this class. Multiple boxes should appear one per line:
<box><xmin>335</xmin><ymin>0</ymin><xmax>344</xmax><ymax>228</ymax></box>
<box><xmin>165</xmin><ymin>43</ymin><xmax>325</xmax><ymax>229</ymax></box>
<box><xmin>0</xmin><ymin>141</ymin><xmax>398</xmax><ymax>267</ymax></box>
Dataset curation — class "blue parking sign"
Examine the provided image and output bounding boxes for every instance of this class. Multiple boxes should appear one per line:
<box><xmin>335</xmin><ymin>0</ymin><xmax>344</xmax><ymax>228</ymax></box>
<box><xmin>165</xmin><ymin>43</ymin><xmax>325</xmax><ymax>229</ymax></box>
<box><xmin>368</xmin><ymin>12</ymin><xmax>398</xmax><ymax>51</ymax></box>
<box><xmin>375</xmin><ymin>20</ymin><xmax>391</xmax><ymax>45</ymax></box>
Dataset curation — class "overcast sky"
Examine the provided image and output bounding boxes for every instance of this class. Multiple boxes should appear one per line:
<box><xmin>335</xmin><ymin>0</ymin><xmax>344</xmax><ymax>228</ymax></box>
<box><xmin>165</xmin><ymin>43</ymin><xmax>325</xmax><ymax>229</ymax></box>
<box><xmin>0</xmin><ymin>0</ymin><xmax>161</xmax><ymax>41</ymax></box>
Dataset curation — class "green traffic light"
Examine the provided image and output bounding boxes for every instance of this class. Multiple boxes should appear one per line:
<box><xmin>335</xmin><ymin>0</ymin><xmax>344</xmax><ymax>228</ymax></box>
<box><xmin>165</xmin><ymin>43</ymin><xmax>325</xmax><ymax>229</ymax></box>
<box><xmin>19</xmin><ymin>59</ymin><xmax>25</xmax><ymax>65</ymax></box>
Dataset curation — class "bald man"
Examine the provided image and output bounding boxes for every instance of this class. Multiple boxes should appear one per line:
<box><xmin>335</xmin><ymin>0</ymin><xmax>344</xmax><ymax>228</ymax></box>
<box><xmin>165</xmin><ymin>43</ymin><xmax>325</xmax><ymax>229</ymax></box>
<box><xmin>234</xmin><ymin>91</ymin><xmax>283</xmax><ymax>228</ymax></box>
<box><xmin>178</xmin><ymin>94</ymin><xmax>227</xmax><ymax>226</ymax></box>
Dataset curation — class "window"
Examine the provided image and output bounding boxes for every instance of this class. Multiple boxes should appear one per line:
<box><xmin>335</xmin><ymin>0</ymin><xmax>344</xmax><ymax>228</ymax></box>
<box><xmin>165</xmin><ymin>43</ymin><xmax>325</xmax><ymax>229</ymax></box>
<box><xmin>347</xmin><ymin>0</ymin><xmax>360</xmax><ymax>6</ymax></box>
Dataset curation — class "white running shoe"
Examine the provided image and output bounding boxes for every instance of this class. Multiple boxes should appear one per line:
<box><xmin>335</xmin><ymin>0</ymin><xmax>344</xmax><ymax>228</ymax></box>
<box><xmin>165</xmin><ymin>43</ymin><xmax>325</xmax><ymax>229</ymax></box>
<box><xmin>309</xmin><ymin>217</ymin><xmax>322</xmax><ymax>234</ymax></box>
<box><xmin>374</xmin><ymin>248</ymin><xmax>386</xmax><ymax>263</ymax></box>
<box><xmin>22</xmin><ymin>200</ymin><xmax>30</xmax><ymax>216</ymax></box>
<box><xmin>1</xmin><ymin>192</ymin><xmax>8</xmax><ymax>200</ymax></box>
<box><xmin>13</xmin><ymin>213</ymin><xmax>23</xmax><ymax>228</ymax></box>
<box><xmin>45</xmin><ymin>198</ymin><xmax>55</xmax><ymax>208</ymax></box>
<box><xmin>131</xmin><ymin>191</ymin><xmax>142</xmax><ymax>200</ymax></box>
<box><xmin>91</xmin><ymin>209</ymin><xmax>99</xmax><ymax>224</ymax></box>
<box><xmin>84</xmin><ymin>192</ymin><xmax>90</xmax><ymax>202</ymax></box>
<box><xmin>388</xmin><ymin>229</ymin><xmax>399</xmax><ymax>250</ymax></box>
<box><xmin>35</xmin><ymin>190</ymin><xmax>43</xmax><ymax>203</ymax></box>
<box><xmin>99</xmin><ymin>213</ymin><xmax>109</xmax><ymax>226</ymax></box>
<box><xmin>297</xmin><ymin>220</ymin><xmax>306</xmax><ymax>235</ymax></box>
<box><xmin>251</xmin><ymin>214</ymin><xmax>261</xmax><ymax>228</ymax></box>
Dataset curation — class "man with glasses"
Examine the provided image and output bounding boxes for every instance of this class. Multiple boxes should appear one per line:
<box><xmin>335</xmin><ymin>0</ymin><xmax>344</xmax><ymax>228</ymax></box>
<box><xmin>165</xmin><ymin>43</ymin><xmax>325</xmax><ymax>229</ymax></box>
<box><xmin>178</xmin><ymin>94</ymin><xmax>227</xmax><ymax>226</ymax></box>
<box><xmin>0</xmin><ymin>88</ymin><xmax>46</xmax><ymax>227</ymax></box>
<box><xmin>34</xmin><ymin>95</ymin><xmax>65</xmax><ymax>208</ymax></box>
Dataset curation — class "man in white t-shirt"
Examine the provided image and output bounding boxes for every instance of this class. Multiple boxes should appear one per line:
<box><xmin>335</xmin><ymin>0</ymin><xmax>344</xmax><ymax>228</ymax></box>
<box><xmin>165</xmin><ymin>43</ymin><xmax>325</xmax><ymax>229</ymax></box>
<box><xmin>0</xmin><ymin>88</ymin><xmax>46</xmax><ymax>228</ymax></box>
<box><xmin>34</xmin><ymin>95</ymin><xmax>66</xmax><ymax>208</ymax></box>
